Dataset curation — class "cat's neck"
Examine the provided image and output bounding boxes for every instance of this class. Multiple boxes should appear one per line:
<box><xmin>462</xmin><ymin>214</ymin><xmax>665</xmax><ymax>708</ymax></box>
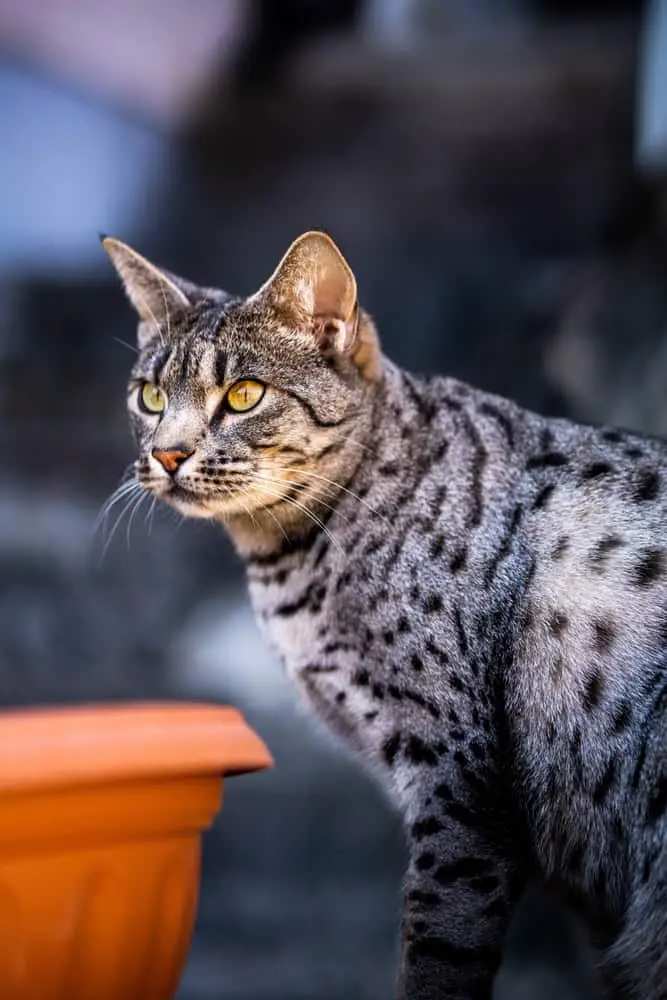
<box><xmin>222</xmin><ymin>361</ymin><xmax>398</xmax><ymax>561</ymax></box>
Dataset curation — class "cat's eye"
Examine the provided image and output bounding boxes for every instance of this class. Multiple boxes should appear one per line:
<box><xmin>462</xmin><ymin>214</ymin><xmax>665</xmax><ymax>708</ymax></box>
<box><xmin>225</xmin><ymin>380</ymin><xmax>265</xmax><ymax>413</ymax></box>
<box><xmin>139</xmin><ymin>382</ymin><xmax>166</xmax><ymax>414</ymax></box>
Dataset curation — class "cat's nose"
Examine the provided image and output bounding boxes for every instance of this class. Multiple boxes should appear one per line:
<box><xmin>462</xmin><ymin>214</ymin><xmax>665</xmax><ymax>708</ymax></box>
<box><xmin>151</xmin><ymin>447</ymin><xmax>193</xmax><ymax>474</ymax></box>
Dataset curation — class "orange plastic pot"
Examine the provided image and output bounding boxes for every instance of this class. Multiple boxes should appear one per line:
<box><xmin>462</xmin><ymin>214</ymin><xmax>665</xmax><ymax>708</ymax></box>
<box><xmin>0</xmin><ymin>703</ymin><xmax>272</xmax><ymax>1000</ymax></box>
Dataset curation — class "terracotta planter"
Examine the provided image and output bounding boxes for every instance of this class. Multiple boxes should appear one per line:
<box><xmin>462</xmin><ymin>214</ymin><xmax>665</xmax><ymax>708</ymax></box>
<box><xmin>0</xmin><ymin>703</ymin><xmax>272</xmax><ymax>1000</ymax></box>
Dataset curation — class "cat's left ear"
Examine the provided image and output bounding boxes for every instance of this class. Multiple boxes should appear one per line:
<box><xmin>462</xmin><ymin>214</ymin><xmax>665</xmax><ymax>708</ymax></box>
<box><xmin>257</xmin><ymin>231</ymin><xmax>380</xmax><ymax>379</ymax></box>
<box><xmin>101</xmin><ymin>236</ymin><xmax>192</xmax><ymax>347</ymax></box>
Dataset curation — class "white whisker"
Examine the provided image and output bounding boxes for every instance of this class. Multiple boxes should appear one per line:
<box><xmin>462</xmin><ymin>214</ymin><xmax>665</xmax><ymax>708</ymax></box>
<box><xmin>248</xmin><ymin>479</ymin><xmax>344</xmax><ymax>555</ymax></box>
<box><xmin>279</xmin><ymin>466</ymin><xmax>388</xmax><ymax>526</ymax></box>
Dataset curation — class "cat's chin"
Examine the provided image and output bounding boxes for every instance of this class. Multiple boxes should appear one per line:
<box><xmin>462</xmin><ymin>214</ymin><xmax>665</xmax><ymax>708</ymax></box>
<box><xmin>157</xmin><ymin>485</ymin><xmax>216</xmax><ymax>520</ymax></box>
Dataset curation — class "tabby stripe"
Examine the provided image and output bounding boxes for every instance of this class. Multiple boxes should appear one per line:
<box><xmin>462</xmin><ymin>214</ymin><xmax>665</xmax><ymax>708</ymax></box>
<box><xmin>483</xmin><ymin>504</ymin><xmax>523</xmax><ymax>587</ymax></box>
<box><xmin>461</xmin><ymin>412</ymin><xmax>487</xmax><ymax>527</ymax></box>
<box><xmin>274</xmin><ymin>582</ymin><xmax>325</xmax><ymax>618</ymax></box>
<box><xmin>290</xmin><ymin>390</ymin><xmax>349</xmax><ymax>428</ymax></box>
<box><xmin>477</xmin><ymin>401</ymin><xmax>515</xmax><ymax>449</ymax></box>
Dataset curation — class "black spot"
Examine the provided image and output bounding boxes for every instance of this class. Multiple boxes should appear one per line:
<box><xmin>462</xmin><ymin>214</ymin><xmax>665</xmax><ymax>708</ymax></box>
<box><xmin>411</xmin><ymin>653</ymin><xmax>424</xmax><ymax>672</ymax></box>
<box><xmin>527</xmin><ymin>452</ymin><xmax>569</xmax><ymax>469</ymax></box>
<box><xmin>273</xmin><ymin>582</ymin><xmax>326</xmax><ymax>617</ymax></box>
<box><xmin>335</xmin><ymin>691</ymin><xmax>346</xmax><ymax>704</ymax></box>
<box><xmin>449</xmin><ymin>547</ymin><xmax>467</xmax><ymax>574</ymax></box>
<box><xmin>593</xmin><ymin>759</ymin><xmax>617</xmax><ymax>805</ymax></box>
<box><xmin>382</xmin><ymin>733</ymin><xmax>401</xmax><ymax>766</ymax></box>
<box><xmin>407</xmin><ymin>890</ymin><xmax>441</xmax><ymax>908</ymax></box>
<box><xmin>397</xmin><ymin>615</ymin><xmax>411</xmax><ymax>633</ymax></box>
<box><xmin>378</xmin><ymin>461</ymin><xmax>400</xmax><ymax>477</ymax></box>
<box><xmin>582</xmin><ymin>462</ymin><xmax>614</xmax><ymax>480</ymax></box>
<box><xmin>434</xmin><ymin>782</ymin><xmax>453</xmax><ymax>803</ymax></box>
<box><xmin>444</xmin><ymin>800</ymin><xmax>478</xmax><ymax>830</ymax></box>
<box><xmin>533</xmin><ymin>483</ymin><xmax>556</xmax><ymax>509</ymax></box>
<box><xmin>383</xmin><ymin>630</ymin><xmax>395</xmax><ymax>646</ymax></box>
<box><xmin>404</xmin><ymin>735</ymin><xmax>438</xmax><ymax>766</ymax></box>
<box><xmin>433</xmin><ymin>857</ymin><xmax>493</xmax><ymax>885</ymax></box>
<box><xmin>432</xmin><ymin>439</ymin><xmax>449</xmax><ymax>463</ymax></box>
<box><xmin>602</xmin><ymin>429</ymin><xmax>623</xmax><ymax>443</ymax></box>
<box><xmin>411</xmin><ymin>816</ymin><xmax>444</xmax><ymax>840</ymax></box>
<box><xmin>633</xmin><ymin>468</ymin><xmax>661</xmax><ymax>503</ymax></box>
<box><xmin>453</xmin><ymin>605</ymin><xmax>469</xmax><ymax>656</ymax></box>
<box><xmin>469</xmin><ymin>740</ymin><xmax>486</xmax><ymax>762</ymax></box>
<box><xmin>647</xmin><ymin>775</ymin><xmax>667</xmax><ymax>824</ymax></box>
<box><xmin>371</xmin><ymin>683</ymin><xmax>385</xmax><ymax>700</ymax></box>
<box><xmin>611</xmin><ymin>700</ymin><xmax>632</xmax><ymax>734</ymax></box>
<box><xmin>571</xmin><ymin>727</ymin><xmax>582</xmax><ymax>756</ymax></box>
<box><xmin>592</xmin><ymin>617</ymin><xmax>617</xmax><ymax>654</ymax></box>
<box><xmin>552</xmin><ymin>535</ymin><xmax>569</xmax><ymax>560</ymax></box>
<box><xmin>548</xmin><ymin>611</ymin><xmax>569</xmax><ymax>637</ymax></box>
<box><xmin>410</xmin><ymin>583</ymin><xmax>421</xmax><ymax>602</ymax></box>
<box><xmin>364</xmin><ymin>537</ymin><xmax>384</xmax><ymax>557</ymax></box>
<box><xmin>583</xmin><ymin>669</ymin><xmax>604</xmax><ymax>712</ymax></box>
<box><xmin>416</xmin><ymin>852</ymin><xmax>436</xmax><ymax>872</ymax></box>
<box><xmin>364</xmin><ymin>710</ymin><xmax>378</xmax><ymax>722</ymax></box>
<box><xmin>353</xmin><ymin>669</ymin><xmax>370</xmax><ymax>687</ymax></box>
<box><xmin>423</xmin><ymin>592</ymin><xmax>443</xmax><ymax>614</ymax></box>
<box><xmin>387</xmin><ymin>684</ymin><xmax>403</xmax><ymax>701</ymax></box>
<box><xmin>430</xmin><ymin>533</ymin><xmax>445</xmax><ymax>559</ymax></box>
<box><xmin>450</xmin><ymin>674</ymin><xmax>465</xmax><ymax>694</ymax></box>
<box><xmin>588</xmin><ymin>534</ymin><xmax>623</xmax><ymax>573</ymax></box>
<box><xmin>632</xmin><ymin>547</ymin><xmax>664</xmax><ymax>588</ymax></box>
<box><xmin>425</xmin><ymin>638</ymin><xmax>449</xmax><ymax>665</ymax></box>
<box><xmin>625</xmin><ymin>446</ymin><xmax>644</xmax><ymax>460</ymax></box>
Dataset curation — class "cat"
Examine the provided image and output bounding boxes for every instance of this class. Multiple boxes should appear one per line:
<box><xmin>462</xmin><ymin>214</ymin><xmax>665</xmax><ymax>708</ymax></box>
<box><xmin>103</xmin><ymin>230</ymin><xmax>667</xmax><ymax>999</ymax></box>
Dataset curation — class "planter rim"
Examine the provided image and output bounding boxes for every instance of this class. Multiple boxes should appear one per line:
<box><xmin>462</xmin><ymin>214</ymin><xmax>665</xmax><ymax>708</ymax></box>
<box><xmin>0</xmin><ymin>702</ymin><xmax>272</xmax><ymax>793</ymax></box>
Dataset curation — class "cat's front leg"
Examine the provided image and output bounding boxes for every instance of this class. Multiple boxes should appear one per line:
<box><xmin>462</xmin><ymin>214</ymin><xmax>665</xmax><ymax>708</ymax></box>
<box><xmin>398</xmin><ymin>812</ymin><xmax>524</xmax><ymax>1000</ymax></box>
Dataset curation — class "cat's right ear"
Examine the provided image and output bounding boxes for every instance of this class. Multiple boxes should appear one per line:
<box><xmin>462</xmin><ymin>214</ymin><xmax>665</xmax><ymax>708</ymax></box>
<box><xmin>101</xmin><ymin>236</ymin><xmax>191</xmax><ymax>348</ymax></box>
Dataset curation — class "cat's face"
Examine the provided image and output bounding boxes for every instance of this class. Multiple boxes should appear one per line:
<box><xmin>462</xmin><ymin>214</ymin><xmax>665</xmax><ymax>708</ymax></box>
<box><xmin>104</xmin><ymin>232</ymin><xmax>381</xmax><ymax>531</ymax></box>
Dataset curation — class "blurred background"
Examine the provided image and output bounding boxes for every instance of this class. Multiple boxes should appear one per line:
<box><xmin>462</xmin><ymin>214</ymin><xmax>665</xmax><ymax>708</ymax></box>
<box><xmin>1</xmin><ymin>1</ymin><xmax>666</xmax><ymax>997</ymax></box>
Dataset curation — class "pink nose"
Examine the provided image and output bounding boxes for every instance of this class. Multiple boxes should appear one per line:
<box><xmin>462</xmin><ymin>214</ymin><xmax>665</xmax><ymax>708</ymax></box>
<box><xmin>151</xmin><ymin>448</ymin><xmax>192</xmax><ymax>474</ymax></box>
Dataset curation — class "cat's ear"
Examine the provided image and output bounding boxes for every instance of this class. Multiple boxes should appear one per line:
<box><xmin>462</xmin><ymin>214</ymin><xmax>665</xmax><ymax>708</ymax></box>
<box><xmin>257</xmin><ymin>231</ymin><xmax>380</xmax><ymax>378</ymax></box>
<box><xmin>101</xmin><ymin>236</ymin><xmax>191</xmax><ymax>347</ymax></box>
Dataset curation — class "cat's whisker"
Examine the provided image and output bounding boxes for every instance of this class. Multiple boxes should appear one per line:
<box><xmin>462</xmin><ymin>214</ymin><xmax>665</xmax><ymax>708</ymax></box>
<box><xmin>238</xmin><ymin>485</ymin><xmax>289</xmax><ymax>544</ymax></box>
<box><xmin>252</xmin><ymin>473</ymin><xmax>345</xmax><ymax>522</ymax></box>
<box><xmin>145</xmin><ymin>496</ymin><xmax>158</xmax><ymax>535</ymax></box>
<box><xmin>342</xmin><ymin>436</ymin><xmax>377</xmax><ymax>457</ymax></box>
<box><xmin>278</xmin><ymin>466</ymin><xmax>388</xmax><ymax>526</ymax></box>
<box><xmin>98</xmin><ymin>483</ymin><xmax>144</xmax><ymax>564</ymax></box>
<box><xmin>112</xmin><ymin>336</ymin><xmax>139</xmax><ymax>354</ymax></box>
<box><xmin>93</xmin><ymin>477</ymin><xmax>140</xmax><ymax>536</ymax></box>
<box><xmin>248</xmin><ymin>480</ymin><xmax>344</xmax><ymax>555</ymax></box>
<box><xmin>125</xmin><ymin>489</ymin><xmax>148</xmax><ymax>548</ymax></box>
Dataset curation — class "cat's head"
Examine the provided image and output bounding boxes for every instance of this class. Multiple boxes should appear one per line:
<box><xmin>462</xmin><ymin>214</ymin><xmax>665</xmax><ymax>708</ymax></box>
<box><xmin>103</xmin><ymin>231</ymin><xmax>382</xmax><ymax>547</ymax></box>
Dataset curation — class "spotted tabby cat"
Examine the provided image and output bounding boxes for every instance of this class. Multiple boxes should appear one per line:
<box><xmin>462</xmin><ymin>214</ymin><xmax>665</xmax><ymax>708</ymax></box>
<box><xmin>104</xmin><ymin>231</ymin><xmax>667</xmax><ymax>999</ymax></box>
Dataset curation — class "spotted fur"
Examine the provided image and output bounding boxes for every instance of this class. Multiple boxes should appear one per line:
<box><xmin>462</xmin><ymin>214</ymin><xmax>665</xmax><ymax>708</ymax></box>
<box><xmin>105</xmin><ymin>231</ymin><xmax>667</xmax><ymax>999</ymax></box>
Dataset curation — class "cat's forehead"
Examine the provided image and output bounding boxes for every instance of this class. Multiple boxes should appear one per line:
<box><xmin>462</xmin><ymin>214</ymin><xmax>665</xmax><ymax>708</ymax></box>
<box><xmin>135</xmin><ymin>295</ymin><xmax>315</xmax><ymax>388</ymax></box>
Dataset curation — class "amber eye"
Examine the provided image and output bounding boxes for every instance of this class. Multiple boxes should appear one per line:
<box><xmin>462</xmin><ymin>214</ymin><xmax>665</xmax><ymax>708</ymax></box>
<box><xmin>139</xmin><ymin>382</ymin><xmax>166</xmax><ymax>414</ymax></box>
<box><xmin>225</xmin><ymin>380</ymin><xmax>265</xmax><ymax>413</ymax></box>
